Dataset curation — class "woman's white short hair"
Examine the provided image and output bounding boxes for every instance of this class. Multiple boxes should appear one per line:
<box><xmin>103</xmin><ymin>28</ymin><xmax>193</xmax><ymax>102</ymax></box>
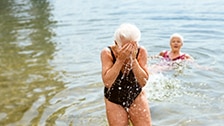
<box><xmin>114</xmin><ymin>23</ymin><xmax>141</xmax><ymax>48</ymax></box>
<box><xmin>170</xmin><ymin>33</ymin><xmax>184</xmax><ymax>43</ymax></box>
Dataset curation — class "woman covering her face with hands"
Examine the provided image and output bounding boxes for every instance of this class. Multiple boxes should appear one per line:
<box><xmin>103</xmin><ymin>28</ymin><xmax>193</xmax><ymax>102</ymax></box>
<box><xmin>100</xmin><ymin>23</ymin><xmax>151</xmax><ymax>126</ymax></box>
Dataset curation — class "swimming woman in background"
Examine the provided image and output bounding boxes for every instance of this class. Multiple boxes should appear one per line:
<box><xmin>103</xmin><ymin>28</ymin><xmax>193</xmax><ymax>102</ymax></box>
<box><xmin>100</xmin><ymin>23</ymin><xmax>152</xmax><ymax>126</ymax></box>
<box><xmin>159</xmin><ymin>33</ymin><xmax>193</xmax><ymax>61</ymax></box>
<box><xmin>149</xmin><ymin>33</ymin><xmax>193</xmax><ymax>74</ymax></box>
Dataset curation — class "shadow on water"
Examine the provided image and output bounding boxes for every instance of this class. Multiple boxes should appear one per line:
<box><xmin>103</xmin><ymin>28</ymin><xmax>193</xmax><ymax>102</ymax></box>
<box><xmin>0</xmin><ymin>0</ymin><xmax>65</xmax><ymax>125</ymax></box>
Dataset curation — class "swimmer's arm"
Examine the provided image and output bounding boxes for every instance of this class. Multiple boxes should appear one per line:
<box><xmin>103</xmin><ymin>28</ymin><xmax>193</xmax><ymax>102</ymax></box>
<box><xmin>185</xmin><ymin>54</ymin><xmax>194</xmax><ymax>62</ymax></box>
<box><xmin>147</xmin><ymin>51</ymin><xmax>165</xmax><ymax>61</ymax></box>
<box><xmin>159</xmin><ymin>51</ymin><xmax>165</xmax><ymax>57</ymax></box>
<box><xmin>100</xmin><ymin>48</ymin><xmax>123</xmax><ymax>88</ymax></box>
<box><xmin>132</xmin><ymin>47</ymin><xmax>149</xmax><ymax>87</ymax></box>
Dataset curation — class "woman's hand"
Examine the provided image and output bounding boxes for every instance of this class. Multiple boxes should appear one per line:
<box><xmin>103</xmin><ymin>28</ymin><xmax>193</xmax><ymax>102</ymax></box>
<box><xmin>117</xmin><ymin>42</ymin><xmax>137</xmax><ymax>61</ymax></box>
<box><xmin>130</xmin><ymin>41</ymin><xmax>138</xmax><ymax>60</ymax></box>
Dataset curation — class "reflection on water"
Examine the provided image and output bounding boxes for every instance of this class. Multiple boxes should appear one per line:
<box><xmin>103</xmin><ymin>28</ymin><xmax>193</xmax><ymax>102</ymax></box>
<box><xmin>1</xmin><ymin>0</ymin><xmax>224</xmax><ymax>125</ymax></box>
<box><xmin>0</xmin><ymin>0</ymin><xmax>65</xmax><ymax>125</ymax></box>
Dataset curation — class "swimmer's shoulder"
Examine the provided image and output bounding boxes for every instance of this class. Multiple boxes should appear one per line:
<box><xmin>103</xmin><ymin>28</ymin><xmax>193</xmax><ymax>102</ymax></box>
<box><xmin>100</xmin><ymin>46</ymin><xmax>113</xmax><ymax>59</ymax></box>
<box><xmin>159</xmin><ymin>50</ymin><xmax>168</xmax><ymax>57</ymax></box>
<box><xmin>184</xmin><ymin>53</ymin><xmax>194</xmax><ymax>61</ymax></box>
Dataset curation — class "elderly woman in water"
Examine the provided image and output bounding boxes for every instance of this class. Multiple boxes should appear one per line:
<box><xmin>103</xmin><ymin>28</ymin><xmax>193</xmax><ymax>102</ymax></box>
<box><xmin>100</xmin><ymin>23</ymin><xmax>152</xmax><ymax>126</ymax></box>
<box><xmin>159</xmin><ymin>33</ymin><xmax>193</xmax><ymax>61</ymax></box>
<box><xmin>149</xmin><ymin>33</ymin><xmax>193</xmax><ymax>74</ymax></box>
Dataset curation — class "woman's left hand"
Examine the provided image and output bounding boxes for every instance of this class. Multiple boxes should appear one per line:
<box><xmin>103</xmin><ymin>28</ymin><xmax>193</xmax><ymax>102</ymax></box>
<box><xmin>130</xmin><ymin>41</ymin><xmax>138</xmax><ymax>60</ymax></box>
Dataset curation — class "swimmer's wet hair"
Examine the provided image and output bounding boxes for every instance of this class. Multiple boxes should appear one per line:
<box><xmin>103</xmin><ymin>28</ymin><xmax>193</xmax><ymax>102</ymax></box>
<box><xmin>170</xmin><ymin>33</ymin><xmax>184</xmax><ymax>43</ymax></box>
<box><xmin>114</xmin><ymin>23</ymin><xmax>141</xmax><ymax>48</ymax></box>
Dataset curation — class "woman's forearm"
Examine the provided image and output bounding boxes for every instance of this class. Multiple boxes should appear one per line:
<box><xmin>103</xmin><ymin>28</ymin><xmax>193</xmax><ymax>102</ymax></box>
<box><xmin>132</xmin><ymin>59</ymin><xmax>149</xmax><ymax>87</ymax></box>
<box><xmin>102</xmin><ymin>60</ymin><xmax>123</xmax><ymax>88</ymax></box>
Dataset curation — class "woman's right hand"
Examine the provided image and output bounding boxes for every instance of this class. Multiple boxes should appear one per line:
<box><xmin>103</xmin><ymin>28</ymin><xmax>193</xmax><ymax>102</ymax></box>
<box><xmin>117</xmin><ymin>42</ymin><xmax>138</xmax><ymax>62</ymax></box>
<box><xmin>117</xmin><ymin>43</ymin><xmax>134</xmax><ymax>62</ymax></box>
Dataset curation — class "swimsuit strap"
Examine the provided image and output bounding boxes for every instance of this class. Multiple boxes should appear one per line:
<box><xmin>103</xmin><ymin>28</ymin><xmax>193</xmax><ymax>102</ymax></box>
<box><xmin>136</xmin><ymin>48</ymin><xmax>140</xmax><ymax>58</ymax></box>
<box><xmin>173</xmin><ymin>54</ymin><xmax>186</xmax><ymax>60</ymax></box>
<box><xmin>163</xmin><ymin>51</ymin><xmax>187</xmax><ymax>61</ymax></box>
<box><xmin>108</xmin><ymin>46</ymin><xmax>116</xmax><ymax>63</ymax></box>
<box><xmin>163</xmin><ymin>51</ymin><xmax>169</xmax><ymax>58</ymax></box>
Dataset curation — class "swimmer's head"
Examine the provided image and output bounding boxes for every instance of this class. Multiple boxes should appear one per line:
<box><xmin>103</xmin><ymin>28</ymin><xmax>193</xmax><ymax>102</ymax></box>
<box><xmin>114</xmin><ymin>23</ymin><xmax>140</xmax><ymax>48</ymax></box>
<box><xmin>169</xmin><ymin>33</ymin><xmax>184</xmax><ymax>51</ymax></box>
<box><xmin>170</xmin><ymin>33</ymin><xmax>184</xmax><ymax>44</ymax></box>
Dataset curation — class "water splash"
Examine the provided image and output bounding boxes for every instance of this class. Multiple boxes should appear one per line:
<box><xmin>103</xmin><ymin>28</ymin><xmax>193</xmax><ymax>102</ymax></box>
<box><xmin>121</xmin><ymin>56</ymin><xmax>134</xmax><ymax>80</ymax></box>
<box><xmin>145</xmin><ymin>73</ymin><xmax>183</xmax><ymax>102</ymax></box>
<box><xmin>148</xmin><ymin>55</ymin><xmax>191</xmax><ymax>77</ymax></box>
<box><xmin>146</xmin><ymin>56</ymin><xmax>192</xmax><ymax>101</ymax></box>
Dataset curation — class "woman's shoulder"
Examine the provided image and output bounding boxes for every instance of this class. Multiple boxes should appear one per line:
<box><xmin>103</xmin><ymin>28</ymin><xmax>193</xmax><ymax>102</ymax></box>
<box><xmin>138</xmin><ymin>46</ymin><xmax>148</xmax><ymax>55</ymax></box>
<box><xmin>159</xmin><ymin>50</ymin><xmax>168</xmax><ymax>57</ymax></box>
<box><xmin>101</xmin><ymin>46</ymin><xmax>110</xmax><ymax>51</ymax></box>
<box><xmin>138</xmin><ymin>45</ymin><xmax>146</xmax><ymax>50</ymax></box>
<box><xmin>184</xmin><ymin>53</ymin><xmax>194</xmax><ymax>60</ymax></box>
<box><xmin>101</xmin><ymin>45</ymin><xmax>115</xmax><ymax>53</ymax></box>
<box><xmin>101</xmin><ymin>46</ymin><xmax>112</xmax><ymax>57</ymax></box>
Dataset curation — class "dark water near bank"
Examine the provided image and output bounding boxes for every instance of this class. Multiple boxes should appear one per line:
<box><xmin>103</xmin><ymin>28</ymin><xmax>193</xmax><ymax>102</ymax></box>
<box><xmin>0</xmin><ymin>0</ymin><xmax>224</xmax><ymax>125</ymax></box>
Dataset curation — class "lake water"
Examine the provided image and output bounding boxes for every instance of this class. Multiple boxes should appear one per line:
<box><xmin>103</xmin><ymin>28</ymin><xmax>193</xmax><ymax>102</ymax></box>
<box><xmin>0</xmin><ymin>0</ymin><xmax>224</xmax><ymax>126</ymax></box>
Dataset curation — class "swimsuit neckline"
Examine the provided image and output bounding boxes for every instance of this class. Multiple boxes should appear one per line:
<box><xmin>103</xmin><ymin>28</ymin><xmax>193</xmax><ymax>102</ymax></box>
<box><xmin>164</xmin><ymin>51</ymin><xmax>185</xmax><ymax>61</ymax></box>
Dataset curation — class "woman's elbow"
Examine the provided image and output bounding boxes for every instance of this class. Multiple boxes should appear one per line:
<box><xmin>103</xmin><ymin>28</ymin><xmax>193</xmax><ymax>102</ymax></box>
<box><xmin>139</xmin><ymin>77</ymin><xmax>148</xmax><ymax>87</ymax></box>
<box><xmin>102</xmin><ymin>78</ymin><xmax>113</xmax><ymax>88</ymax></box>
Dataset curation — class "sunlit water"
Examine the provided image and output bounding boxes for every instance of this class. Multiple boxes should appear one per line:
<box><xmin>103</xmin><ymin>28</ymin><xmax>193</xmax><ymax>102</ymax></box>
<box><xmin>0</xmin><ymin>0</ymin><xmax>224</xmax><ymax>126</ymax></box>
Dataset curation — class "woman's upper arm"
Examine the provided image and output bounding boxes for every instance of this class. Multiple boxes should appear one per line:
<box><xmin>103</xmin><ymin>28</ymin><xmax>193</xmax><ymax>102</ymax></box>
<box><xmin>137</xmin><ymin>46</ymin><xmax>149</xmax><ymax>77</ymax></box>
<box><xmin>100</xmin><ymin>48</ymin><xmax>113</xmax><ymax>77</ymax></box>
